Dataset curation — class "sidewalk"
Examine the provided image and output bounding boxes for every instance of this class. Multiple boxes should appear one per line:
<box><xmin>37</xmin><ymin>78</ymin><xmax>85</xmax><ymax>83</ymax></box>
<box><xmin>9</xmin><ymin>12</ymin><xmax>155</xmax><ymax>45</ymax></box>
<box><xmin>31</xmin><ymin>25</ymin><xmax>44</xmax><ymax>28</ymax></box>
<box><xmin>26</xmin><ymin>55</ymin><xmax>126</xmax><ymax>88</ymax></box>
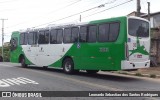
<box><xmin>112</xmin><ymin>67</ymin><xmax>160</xmax><ymax>78</ymax></box>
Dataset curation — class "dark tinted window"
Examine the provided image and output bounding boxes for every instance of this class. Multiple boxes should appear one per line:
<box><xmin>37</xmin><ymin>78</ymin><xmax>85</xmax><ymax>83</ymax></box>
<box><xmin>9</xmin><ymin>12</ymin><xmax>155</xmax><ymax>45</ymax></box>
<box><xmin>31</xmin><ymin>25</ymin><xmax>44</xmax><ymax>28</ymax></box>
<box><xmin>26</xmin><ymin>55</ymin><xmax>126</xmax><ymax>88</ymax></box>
<box><xmin>109</xmin><ymin>23</ymin><xmax>119</xmax><ymax>41</ymax></box>
<box><xmin>24</xmin><ymin>33</ymin><xmax>28</xmax><ymax>44</ymax></box>
<box><xmin>38</xmin><ymin>30</ymin><xmax>49</xmax><ymax>44</ymax></box>
<box><xmin>57</xmin><ymin>29</ymin><xmax>63</xmax><ymax>44</ymax></box>
<box><xmin>71</xmin><ymin>27</ymin><xmax>78</xmax><ymax>43</ymax></box>
<box><xmin>64</xmin><ymin>28</ymin><xmax>71</xmax><ymax>43</ymax></box>
<box><xmin>98</xmin><ymin>24</ymin><xmax>109</xmax><ymax>42</ymax></box>
<box><xmin>50</xmin><ymin>29</ymin><xmax>57</xmax><ymax>44</ymax></box>
<box><xmin>20</xmin><ymin>33</ymin><xmax>28</xmax><ymax>45</ymax></box>
<box><xmin>129</xmin><ymin>19</ymin><xmax>149</xmax><ymax>37</ymax></box>
<box><xmin>10</xmin><ymin>37</ymin><xmax>18</xmax><ymax>51</ymax></box>
<box><xmin>88</xmin><ymin>25</ymin><xmax>97</xmax><ymax>42</ymax></box>
<box><xmin>28</xmin><ymin>31</ymin><xmax>37</xmax><ymax>45</ymax></box>
<box><xmin>79</xmin><ymin>26</ymin><xmax>87</xmax><ymax>42</ymax></box>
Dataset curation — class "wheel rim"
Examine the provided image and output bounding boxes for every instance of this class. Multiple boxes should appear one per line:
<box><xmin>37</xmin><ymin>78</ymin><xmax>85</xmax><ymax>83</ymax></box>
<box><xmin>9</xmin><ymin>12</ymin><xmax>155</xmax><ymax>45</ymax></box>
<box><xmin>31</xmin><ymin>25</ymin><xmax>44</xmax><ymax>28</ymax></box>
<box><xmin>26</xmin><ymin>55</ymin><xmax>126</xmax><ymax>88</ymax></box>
<box><xmin>64</xmin><ymin>62</ymin><xmax>71</xmax><ymax>72</ymax></box>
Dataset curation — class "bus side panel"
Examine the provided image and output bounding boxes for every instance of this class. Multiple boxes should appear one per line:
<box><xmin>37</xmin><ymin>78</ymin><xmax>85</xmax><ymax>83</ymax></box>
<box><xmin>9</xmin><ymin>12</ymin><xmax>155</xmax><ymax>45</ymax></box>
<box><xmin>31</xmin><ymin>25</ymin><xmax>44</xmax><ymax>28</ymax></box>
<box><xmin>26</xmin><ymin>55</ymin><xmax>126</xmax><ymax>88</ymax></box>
<box><xmin>50</xmin><ymin>17</ymin><xmax>127</xmax><ymax>71</ymax></box>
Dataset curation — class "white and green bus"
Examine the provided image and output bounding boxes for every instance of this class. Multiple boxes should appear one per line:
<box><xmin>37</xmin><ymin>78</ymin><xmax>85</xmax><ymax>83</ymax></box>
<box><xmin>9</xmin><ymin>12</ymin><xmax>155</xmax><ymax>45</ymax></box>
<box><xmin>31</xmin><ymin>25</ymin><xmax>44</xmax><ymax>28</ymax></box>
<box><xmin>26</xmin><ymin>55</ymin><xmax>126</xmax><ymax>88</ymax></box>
<box><xmin>10</xmin><ymin>16</ymin><xmax>150</xmax><ymax>74</ymax></box>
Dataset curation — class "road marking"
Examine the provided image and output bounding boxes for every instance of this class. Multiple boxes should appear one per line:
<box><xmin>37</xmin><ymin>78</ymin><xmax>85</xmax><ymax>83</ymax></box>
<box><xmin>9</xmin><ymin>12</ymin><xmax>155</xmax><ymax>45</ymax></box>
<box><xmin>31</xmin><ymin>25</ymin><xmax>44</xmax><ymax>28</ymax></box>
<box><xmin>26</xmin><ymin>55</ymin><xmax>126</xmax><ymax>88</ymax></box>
<box><xmin>0</xmin><ymin>77</ymin><xmax>39</xmax><ymax>87</ymax></box>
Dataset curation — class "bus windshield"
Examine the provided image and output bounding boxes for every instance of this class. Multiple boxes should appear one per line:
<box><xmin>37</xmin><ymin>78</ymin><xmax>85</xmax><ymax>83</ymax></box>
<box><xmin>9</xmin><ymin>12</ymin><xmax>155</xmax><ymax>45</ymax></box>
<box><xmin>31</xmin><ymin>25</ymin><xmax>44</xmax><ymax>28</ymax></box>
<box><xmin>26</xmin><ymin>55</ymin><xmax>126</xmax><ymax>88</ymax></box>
<box><xmin>128</xmin><ymin>18</ymin><xmax>149</xmax><ymax>37</ymax></box>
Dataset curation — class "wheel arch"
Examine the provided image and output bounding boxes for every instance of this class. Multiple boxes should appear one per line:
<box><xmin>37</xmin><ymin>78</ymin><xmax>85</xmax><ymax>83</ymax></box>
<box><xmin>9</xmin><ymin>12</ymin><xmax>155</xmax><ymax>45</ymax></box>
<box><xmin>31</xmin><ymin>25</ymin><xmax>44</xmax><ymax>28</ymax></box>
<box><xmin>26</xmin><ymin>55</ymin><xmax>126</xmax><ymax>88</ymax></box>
<box><xmin>19</xmin><ymin>54</ymin><xmax>25</xmax><ymax>63</ymax></box>
<box><xmin>62</xmin><ymin>56</ymin><xmax>73</xmax><ymax>67</ymax></box>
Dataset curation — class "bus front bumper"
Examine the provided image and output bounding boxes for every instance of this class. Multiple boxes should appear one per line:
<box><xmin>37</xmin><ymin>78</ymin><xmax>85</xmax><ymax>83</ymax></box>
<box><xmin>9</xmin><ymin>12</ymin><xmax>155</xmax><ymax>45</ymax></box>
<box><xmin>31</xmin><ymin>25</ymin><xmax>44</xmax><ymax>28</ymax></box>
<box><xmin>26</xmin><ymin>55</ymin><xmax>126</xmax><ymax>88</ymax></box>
<box><xmin>121</xmin><ymin>60</ymin><xmax>150</xmax><ymax>70</ymax></box>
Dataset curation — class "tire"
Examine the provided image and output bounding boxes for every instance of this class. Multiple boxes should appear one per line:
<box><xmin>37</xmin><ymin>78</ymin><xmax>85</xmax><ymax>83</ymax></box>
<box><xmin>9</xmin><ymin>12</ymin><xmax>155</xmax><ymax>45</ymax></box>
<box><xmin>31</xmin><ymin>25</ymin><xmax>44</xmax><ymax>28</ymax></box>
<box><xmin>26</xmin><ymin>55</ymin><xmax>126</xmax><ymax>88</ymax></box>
<box><xmin>21</xmin><ymin>57</ymin><xmax>28</xmax><ymax>68</ymax></box>
<box><xmin>63</xmin><ymin>58</ymin><xmax>74</xmax><ymax>74</ymax></box>
<box><xmin>86</xmin><ymin>70</ymin><xmax>99</xmax><ymax>74</ymax></box>
<box><xmin>43</xmin><ymin>66</ymin><xmax>48</xmax><ymax>69</ymax></box>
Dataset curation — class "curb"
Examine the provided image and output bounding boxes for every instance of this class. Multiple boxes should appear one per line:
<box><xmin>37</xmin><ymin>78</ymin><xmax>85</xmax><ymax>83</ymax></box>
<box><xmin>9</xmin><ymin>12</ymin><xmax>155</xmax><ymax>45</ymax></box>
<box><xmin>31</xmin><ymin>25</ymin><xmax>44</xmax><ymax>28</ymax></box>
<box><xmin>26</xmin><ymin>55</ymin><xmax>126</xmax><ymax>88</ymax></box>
<box><xmin>111</xmin><ymin>71</ymin><xmax>160</xmax><ymax>78</ymax></box>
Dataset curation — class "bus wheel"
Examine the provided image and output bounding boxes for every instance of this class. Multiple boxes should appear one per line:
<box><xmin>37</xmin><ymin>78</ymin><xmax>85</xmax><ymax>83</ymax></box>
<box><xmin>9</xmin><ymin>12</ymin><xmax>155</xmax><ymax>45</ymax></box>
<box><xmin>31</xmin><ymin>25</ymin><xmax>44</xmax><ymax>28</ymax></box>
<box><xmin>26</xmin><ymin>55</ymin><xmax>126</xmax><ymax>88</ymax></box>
<box><xmin>86</xmin><ymin>70</ymin><xmax>99</xmax><ymax>74</ymax></box>
<box><xmin>63</xmin><ymin>58</ymin><xmax>74</xmax><ymax>74</ymax></box>
<box><xmin>43</xmin><ymin>66</ymin><xmax>48</xmax><ymax>69</ymax></box>
<box><xmin>21</xmin><ymin>57</ymin><xmax>28</xmax><ymax>68</ymax></box>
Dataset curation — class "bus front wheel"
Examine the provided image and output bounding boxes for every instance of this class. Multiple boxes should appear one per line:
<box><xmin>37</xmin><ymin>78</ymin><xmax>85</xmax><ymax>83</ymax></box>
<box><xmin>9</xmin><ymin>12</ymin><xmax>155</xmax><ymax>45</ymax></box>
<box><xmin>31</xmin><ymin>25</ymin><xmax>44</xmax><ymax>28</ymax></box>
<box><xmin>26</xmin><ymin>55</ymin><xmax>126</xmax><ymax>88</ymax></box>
<box><xmin>21</xmin><ymin>57</ymin><xmax>28</xmax><ymax>68</ymax></box>
<box><xmin>63</xmin><ymin>58</ymin><xmax>74</xmax><ymax>74</ymax></box>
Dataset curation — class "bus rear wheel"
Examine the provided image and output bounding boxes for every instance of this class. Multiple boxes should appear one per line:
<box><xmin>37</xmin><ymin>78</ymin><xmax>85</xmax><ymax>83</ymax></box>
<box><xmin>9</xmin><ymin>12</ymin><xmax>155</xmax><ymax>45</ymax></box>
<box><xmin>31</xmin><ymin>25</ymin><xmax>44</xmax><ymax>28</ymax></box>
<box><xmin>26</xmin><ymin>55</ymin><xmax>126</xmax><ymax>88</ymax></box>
<box><xmin>63</xmin><ymin>58</ymin><xmax>74</xmax><ymax>74</ymax></box>
<box><xmin>86</xmin><ymin>70</ymin><xmax>99</xmax><ymax>74</ymax></box>
<box><xmin>21</xmin><ymin>57</ymin><xmax>28</xmax><ymax>68</ymax></box>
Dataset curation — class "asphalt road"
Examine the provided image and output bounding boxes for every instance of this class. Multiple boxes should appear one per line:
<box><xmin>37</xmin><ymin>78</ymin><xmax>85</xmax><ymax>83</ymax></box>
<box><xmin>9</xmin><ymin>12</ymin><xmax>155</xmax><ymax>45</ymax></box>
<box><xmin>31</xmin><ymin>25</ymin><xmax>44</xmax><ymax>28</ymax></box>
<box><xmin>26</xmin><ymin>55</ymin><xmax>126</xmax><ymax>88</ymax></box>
<box><xmin>0</xmin><ymin>62</ymin><xmax>160</xmax><ymax>100</ymax></box>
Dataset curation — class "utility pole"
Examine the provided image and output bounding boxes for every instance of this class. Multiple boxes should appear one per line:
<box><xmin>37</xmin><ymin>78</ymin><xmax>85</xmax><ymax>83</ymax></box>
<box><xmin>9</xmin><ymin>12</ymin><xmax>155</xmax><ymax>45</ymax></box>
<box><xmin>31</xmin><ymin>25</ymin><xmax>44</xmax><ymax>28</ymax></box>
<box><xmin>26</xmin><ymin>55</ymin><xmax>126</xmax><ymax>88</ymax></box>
<box><xmin>147</xmin><ymin>2</ymin><xmax>150</xmax><ymax>21</ymax></box>
<box><xmin>0</xmin><ymin>19</ymin><xmax>7</xmax><ymax>62</ymax></box>
<box><xmin>137</xmin><ymin>0</ymin><xmax>141</xmax><ymax>17</ymax></box>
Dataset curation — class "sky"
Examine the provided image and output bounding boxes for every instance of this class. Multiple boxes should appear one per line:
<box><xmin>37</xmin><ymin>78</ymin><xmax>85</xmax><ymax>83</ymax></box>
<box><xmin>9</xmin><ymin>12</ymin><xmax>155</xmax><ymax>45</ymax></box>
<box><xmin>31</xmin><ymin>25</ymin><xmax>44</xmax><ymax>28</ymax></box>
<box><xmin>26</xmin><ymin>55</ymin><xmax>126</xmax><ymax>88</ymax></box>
<box><xmin>0</xmin><ymin>0</ymin><xmax>159</xmax><ymax>45</ymax></box>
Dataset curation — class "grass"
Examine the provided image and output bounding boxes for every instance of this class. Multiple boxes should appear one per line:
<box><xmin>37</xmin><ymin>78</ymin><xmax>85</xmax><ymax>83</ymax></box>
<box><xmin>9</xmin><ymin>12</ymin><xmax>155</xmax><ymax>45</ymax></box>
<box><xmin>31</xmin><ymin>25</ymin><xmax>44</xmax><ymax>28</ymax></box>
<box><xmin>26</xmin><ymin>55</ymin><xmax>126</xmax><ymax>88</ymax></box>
<box><xmin>118</xmin><ymin>71</ymin><xmax>128</xmax><ymax>75</ymax></box>
<box><xmin>135</xmin><ymin>72</ymin><xmax>143</xmax><ymax>77</ymax></box>
<box><xmin>150</xmin><ymin>74</ymin><xmax>156</xmax><ymax>78</ymax></box>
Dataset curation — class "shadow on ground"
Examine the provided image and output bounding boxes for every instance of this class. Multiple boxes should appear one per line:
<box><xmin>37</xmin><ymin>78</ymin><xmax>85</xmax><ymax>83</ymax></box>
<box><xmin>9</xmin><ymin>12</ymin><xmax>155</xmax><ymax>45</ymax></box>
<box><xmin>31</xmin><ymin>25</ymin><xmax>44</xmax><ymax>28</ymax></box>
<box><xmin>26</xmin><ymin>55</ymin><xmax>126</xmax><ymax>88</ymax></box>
<box><xmin>15</xmin><ymin>65</ymin><xmax>141</xmax><ymax>83</ymax></box>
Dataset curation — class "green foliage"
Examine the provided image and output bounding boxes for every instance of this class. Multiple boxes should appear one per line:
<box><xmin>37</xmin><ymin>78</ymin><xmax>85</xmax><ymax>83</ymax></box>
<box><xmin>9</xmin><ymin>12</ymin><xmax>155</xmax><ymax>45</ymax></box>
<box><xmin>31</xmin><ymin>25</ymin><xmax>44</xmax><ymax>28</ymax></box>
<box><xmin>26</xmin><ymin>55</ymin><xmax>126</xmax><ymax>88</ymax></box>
<box><xmin>135</xmin><ymin>72</ymin><xmax>143</xmax><ymax>77</ymax></box>
<box><xmin>0</xmin><ymin>46</ymin><xmax>10</xmax><ymax>62</ymax></box>
<box><xmin>150</xmin><ymin>74</ymin><xmax>156</xmax><ymax>78</ymax></box>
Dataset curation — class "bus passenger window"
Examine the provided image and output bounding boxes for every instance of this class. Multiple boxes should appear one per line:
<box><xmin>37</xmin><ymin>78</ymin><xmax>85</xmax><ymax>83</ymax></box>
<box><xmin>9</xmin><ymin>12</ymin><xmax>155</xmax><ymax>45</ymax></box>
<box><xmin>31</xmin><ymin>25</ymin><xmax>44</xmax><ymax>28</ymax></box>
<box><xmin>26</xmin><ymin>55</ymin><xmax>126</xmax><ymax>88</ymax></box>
<box><xmin>50</xmin><ymin>29</ymin><xmax>57</xmax><ymax>44</ymax></box>
<box><xmin>64</xmin><ymin>28</ymin><xmax>71</xmax><ymax>43</ymax></box>
<box><xmin>98</xmin><ymin>24</ymin><xmax>109</xmax><ymax>42</ymax></box>
<box><xmin>109</xmin><ymin>23</ymin><xmax>119</xmax><ymax>41</ymax></box>
<box><xmin>71</xmin><ymin>27</ymin><xmax>78</xmax><ymax>43</ymax></box>
<box><xmin>57</xmin><ymin>29</ymin><xmax>63</xmax><ymax>44</ymax></box>
<box><xmin>45</xmin><ymin>30</ymin><xmax>49</xmax><ymax>44</ymax></box>
<box><xmin>20</xmin><ymin>32</ymin><xmax>28</xmax><ymax>45</ymax></box>
<box><xmin>88</xmin><ymin>25</ymin><xmax>97</xmax><ymax>43</ymax></box>
<box><xmin>24</xmin><ymin>33</ymin><xmax>28</xmax><ymax>44</ymax></box>
<box><xmin>38</xmin><ymin>30</ymin><xmax>49</xmax><ymax>44</ymax></box>
<box><xmin>79</xmin><ymin>26</ymin><xmax>87</xmax><ymax>42</ymax></box>
<box><xmin>20</xmin><ymin>33</ymin><xmax>25</xmax><ymax>45</ymax></box>
<box><xmin>28</xmin><ymin>31</ymin><xmax>37</xmax><ymax>45</ymax></box>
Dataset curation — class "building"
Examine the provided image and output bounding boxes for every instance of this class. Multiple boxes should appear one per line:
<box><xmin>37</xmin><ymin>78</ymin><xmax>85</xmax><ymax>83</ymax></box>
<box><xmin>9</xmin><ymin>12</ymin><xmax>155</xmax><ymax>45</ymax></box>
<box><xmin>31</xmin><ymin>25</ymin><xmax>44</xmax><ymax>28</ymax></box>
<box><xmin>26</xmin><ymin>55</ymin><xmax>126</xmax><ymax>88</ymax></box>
<box><xmin>142</xmin><ymin>12</ymin><xmax>160</xmax><ymax>65</ymax></box>
<box><xmin>127</xmin><ymin>11</ymin><xmax>146</xmax><ymax>17</ymax></box>
<box><xmin>141</xmin><ymin>11</ymin><xmax>160</xmax><ymax>29</ymax></box>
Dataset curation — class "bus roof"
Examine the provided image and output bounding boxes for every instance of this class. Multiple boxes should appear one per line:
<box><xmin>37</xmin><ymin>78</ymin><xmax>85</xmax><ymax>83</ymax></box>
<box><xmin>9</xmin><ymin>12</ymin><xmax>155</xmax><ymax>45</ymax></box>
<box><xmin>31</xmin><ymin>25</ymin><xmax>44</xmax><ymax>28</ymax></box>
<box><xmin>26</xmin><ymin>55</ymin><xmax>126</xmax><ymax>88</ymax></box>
<box><xmin>14</xmin><ymin>16</ymin><xmax>148</xmax><ymax>33</ymax></box>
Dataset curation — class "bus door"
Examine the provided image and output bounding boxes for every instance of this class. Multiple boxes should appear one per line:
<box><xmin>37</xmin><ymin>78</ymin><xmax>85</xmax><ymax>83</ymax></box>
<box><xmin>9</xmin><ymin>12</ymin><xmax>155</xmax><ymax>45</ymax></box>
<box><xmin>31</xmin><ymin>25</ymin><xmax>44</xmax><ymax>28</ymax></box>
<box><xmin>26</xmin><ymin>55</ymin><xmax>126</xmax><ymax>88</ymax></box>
<box><xmin>63</xmin><ymin>27</ymin><xmax>81</xmax><ymax>69</ymax></box>
<box><xmin>36</xmin><ymin>30</ymin><xmax>50</xmax><ymax>66</ymax></box>
<box><xmin>78</xmin><ymin>25</ymin><xmax>104</xmax><ymax>70</ymax></box>
<box><xmin>26</xmin><ymin>31</ymin><xmax>38</xmax><ymax>65</ymax></box>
